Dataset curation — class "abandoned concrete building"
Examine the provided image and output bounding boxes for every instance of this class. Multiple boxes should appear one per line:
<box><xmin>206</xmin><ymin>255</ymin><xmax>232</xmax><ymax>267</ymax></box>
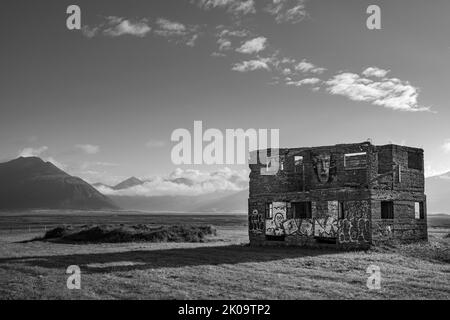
<box><xmin>248</xmin><ymin>142</ymin><xmax>428</xmax><ymax>249</ymax></box>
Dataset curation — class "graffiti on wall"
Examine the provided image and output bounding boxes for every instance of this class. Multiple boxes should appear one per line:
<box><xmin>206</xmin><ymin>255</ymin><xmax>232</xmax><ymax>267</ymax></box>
<box><xmin>314</xmin><ymin>200</ymin><xmax>339</xmax><ymax>238</ymax></box>
<box><xmin>338</xmin><ymin>218</ymin><xmax>371</xmax><ymax>243</ymax></box>
<box><xmin>345</xmin><ymin>200</ymin><xmax>370</xmax><ymax>220</ymax></box>
<box><xmin>255</xmin><ymin>199</ymin><xmax>371</xmax><ymax>242</ymax></box>
<box><xmin>337</xmin><ymin>200</ymin><xmax>371</xmax><ymax>244</ymax></box>
<box><xmin>264</xmin><ymin>202</ymin><xmax>315</xmax><ymax>237</ymax></box>
<box><xmin>314</xmin><ymin>217</ymin><xmax>339</xmax><ymax>238</ymax></box>
<box><xmin>281</xmin><ymin>219</ymin><xmax>314</xmax><ymax>236</ymax></box>
<box><xmin>249</xmin><ymin>209</ymin><xmax>264</xmax><ymax>234</ymax></box>
<box><xmin>265</xmin><ymin>202</ymin><xmax>287</xmax><ymax>236</ymax></box>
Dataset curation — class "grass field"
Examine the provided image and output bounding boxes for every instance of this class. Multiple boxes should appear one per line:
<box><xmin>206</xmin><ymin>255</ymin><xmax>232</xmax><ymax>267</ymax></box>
<box><xmin>0</xmin><ymin>212</ymin><xmax>449</xmax><ymax>300</ymax></box>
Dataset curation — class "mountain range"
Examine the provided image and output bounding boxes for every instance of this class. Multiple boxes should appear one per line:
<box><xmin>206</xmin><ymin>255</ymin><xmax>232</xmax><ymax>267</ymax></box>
<box><xmin>0</xmin><ymin>157</ymin><xmax>449</xmax><ymax>214</ymax></box>
<box><xmin>0</xmin><ymin>157</ymin><xmax>117</xmax><ymax>210</ymax></box>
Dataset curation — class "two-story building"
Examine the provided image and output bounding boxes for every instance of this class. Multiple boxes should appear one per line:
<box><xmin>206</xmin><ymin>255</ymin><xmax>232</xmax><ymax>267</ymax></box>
<box><xmin>248</xmin><ymin>142</ymin><xmax>428</xmax><ymax>249</ymax></box>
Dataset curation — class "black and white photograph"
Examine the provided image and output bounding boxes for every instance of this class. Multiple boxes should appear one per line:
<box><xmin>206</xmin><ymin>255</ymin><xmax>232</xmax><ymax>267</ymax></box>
<box><xmin>0</xmin><ymin>0</ymin><xmax>449</xmax><ymax>307</ymax></box>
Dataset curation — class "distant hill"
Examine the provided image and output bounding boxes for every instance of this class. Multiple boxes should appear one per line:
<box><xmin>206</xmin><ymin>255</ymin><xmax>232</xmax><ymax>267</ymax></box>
<box><xmin>112</xmin><ymin>177</ymin><xmax>144</xmax><ymax>190</ymax></box>
<box><xmin>0</xmin><ymin>157</ymin><xmax>118</xmax><ymax>210</ymax></box>
<box><xmin>109</xmin><ymin>189</ymin><xmax>248</xmax><ymax>213</ymax></box>
<box><xmin>426</xmin><ymin>172</ymin><xmax>450</xmax><ymax>214</ymax></box>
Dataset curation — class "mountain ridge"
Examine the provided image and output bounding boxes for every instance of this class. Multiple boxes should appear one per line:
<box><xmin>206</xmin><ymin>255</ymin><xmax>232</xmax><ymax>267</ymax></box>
<box><xmin>0</xmin><ymin>157</ymin><xmax>118</xmax><ymax>210</ymax></box>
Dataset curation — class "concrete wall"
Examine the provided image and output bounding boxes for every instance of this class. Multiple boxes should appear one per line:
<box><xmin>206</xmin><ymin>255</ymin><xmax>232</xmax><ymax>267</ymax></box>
<box><xmin>370</xmin><ymin>190</ymin><xmax>428</xmax><ymax>243</ymax></box>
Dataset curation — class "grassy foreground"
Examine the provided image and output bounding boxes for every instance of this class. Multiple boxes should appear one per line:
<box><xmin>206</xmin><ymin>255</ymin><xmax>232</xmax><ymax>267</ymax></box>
<box><xmin>0</xmin><ymin>222</ymin><xmax>448</xmax><ymax>300</ymax></box>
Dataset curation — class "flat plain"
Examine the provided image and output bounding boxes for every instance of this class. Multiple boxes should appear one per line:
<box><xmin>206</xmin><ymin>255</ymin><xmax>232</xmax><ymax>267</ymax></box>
<box><xmin>0</xmin><ymin>211</ymin><xmax>448</xmax><ymax>299</ymax></box>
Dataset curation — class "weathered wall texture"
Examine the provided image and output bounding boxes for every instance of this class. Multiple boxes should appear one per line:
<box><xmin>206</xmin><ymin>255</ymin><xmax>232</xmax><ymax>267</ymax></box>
<box><xmin>248</xmin><ymin>142</ymin><xmax>427</xmax><ymax>249</ymax></box>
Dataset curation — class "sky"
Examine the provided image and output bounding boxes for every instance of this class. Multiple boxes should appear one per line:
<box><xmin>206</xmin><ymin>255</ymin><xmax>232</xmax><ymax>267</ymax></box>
<box><xmin>1</xmin><ymin>0</ymin><xmax>450</xmax><ymax>190</ymax></box>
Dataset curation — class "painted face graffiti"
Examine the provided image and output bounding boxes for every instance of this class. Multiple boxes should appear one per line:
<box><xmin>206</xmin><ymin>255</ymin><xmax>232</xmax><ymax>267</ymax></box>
<box><xmin>313</xmin><ymin>153</ymin><xmax>331</xmax><ymax>183</ymax></box>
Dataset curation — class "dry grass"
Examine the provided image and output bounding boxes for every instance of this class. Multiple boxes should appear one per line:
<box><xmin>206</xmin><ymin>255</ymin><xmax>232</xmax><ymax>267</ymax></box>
<box><xmin>0</xmin><ymin>213</ymin><xmax>448</xmax><ymax>300</ymax></box>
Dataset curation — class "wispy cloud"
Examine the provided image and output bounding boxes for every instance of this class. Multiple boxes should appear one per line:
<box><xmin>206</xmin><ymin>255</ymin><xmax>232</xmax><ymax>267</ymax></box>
<box><xmin>18</xmin><ymin>146</ymin><xmax>48</xmax><ymax>157</ymax></box>
<box><xmin>232</xmin><ymin>58</ymin><xmax>271</xmax><ymax>72</ymax></box>
<box><xmin>362</xmin><ymin>67</ymin><xmax>390</xmax><ymax>78</ymax></box>
<box><xmin>75</xmin><ymin>144</ymin><xmax>100</xmax><ymax>154</ymax></box>
<box><xmin>155</xmin><ymin>18</ymin><xmax>188</xmax><ymax>36</ymax></box>
<box><xmin>154</xmin><ymin>18</ymin><xmax>201</xmax><ymax>46</ymax></box>
<box><xmin>325</xmin><ymin>69</ymin><xmax>429</xmax><ymax>112</ymax></box>
<box><xmin>83</xmin><ymin>16</ymin><xmax>151</xmax><ymax>38</ymax></box>
<box><xmin>265</xmin><ymin>0</ymin><xmax>308</xmax><ymax>24</ymax></box>
<box><xmin>217</xmin><ymin>38</ymin><xmax>232</xmax><ymax>51</ymax></box>
<box><xmin>295</xmin><ymin>59</ymin><xmax>326</xmax><ymax>74</ymax></box>
<box><xmin>286</xmin><ymin>77</ymin><xmax>321</xmax><ymax>87</ymax></box>
<box><xmin>236</xmin><ymin>36</ymin><xmax>267</xmax><ymax>54</ymax></box>
<box><xmin>194</xmin><ymin>0</ymin><xmax>256</xmax><ymax>16</ymax></box>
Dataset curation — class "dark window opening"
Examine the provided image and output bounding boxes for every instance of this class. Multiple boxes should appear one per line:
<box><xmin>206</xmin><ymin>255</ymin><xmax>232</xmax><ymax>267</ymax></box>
<box><xmin>415</xmin><ymin>202</ymin><xmax>425</xmax><ymax>219</ymax></box>
<box><xmin>338</xmin><ymin>201</ymin><xmax>345</xmax><ymax>219</ymax></box>
<box><xmin>292</xmin><ymin>202</ymin><xmax>312</xmax><ymax>219</ymax></box>
<box><xmin>381</xmin><ymin>201</ymin><xmax>394</xmax><ymax>219</ymax></box>
<box><xmin>408</xmin><ymin>152</ymin><xmax>423</xmax><ymax>171</ymax></box>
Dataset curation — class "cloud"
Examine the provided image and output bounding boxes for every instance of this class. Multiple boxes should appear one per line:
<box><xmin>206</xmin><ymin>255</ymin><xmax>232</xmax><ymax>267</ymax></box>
<box><xmin>265</xmin><ymin>0</ymin><xmax>308</xmax><ymax>24</ymax></box>
<box><xmin>211</xmin><ymin>52</ymin><xmax>227</xmax><ymax>57</ymax></box>
<box><xmin>442</xmin><ymin>140</ymin><xmax>450</xmax><ymax>153</ymax></box>
<box><xmin>286</xmin><ymin>77</ymin><xmax>321</xmax><ymax>86</ymax></box>
<box><xmin>214</xmin><ymin>26</ymin><xmax>253</xmax><ymax>54</ymax></box>
<box><xmin>145</xmin><ymin>140</ymin><xmax>166</xmax><ymax>148</ymax></box>
<box><xmin>195</xmin><ymin>0</ymin><xmax>256</xmax><ymax>16</ymax></box>
<box><xmin>155</xmin><ymin>18</ymin><xmax>187</xmax><ymax>35</ymax></box>
<box><xmin>82</xmin><ymin>16</ymin><xmax>200</xmax><ymax>46</ymax></box>
<box><xmin>154</xmin><ymin>18</ymin><xmax>201</xmax><ymax>46</ymax></box>
<box><xmin>217</xmin><ymin>28</ymin><xmax>250</xmax><ymax>38</ymax></box>
<box><xmin>232</xmin><ymin>58</ymin><xmax>271</xmax><ymax>72</ymax></box>
<box><xmin>97</xmin><ymin>167</ymin><xmax>249</xmax><ymax>197</ymax></box>
<box><xmin>217</xmin><ymin>38</ymin><xmax>232</xmax><ymax>51</ymax></box>
<box><xmin>295</xmin><ymin>59</ymin><xmax>326</xmax><ymax>74</ymax></box>
<box><xmin>18</xmin><ymin>146</ymin><xmax>48</xmax><ymax>157</ymax></box>
<box><xmin>83</xmin><ymin>16</ymin><xmax>151</xmax><ymax>38</ymax></box>
<box><xmin>186</xmin><ymin>34</ymin><xmax>199</xmax><ymax>47</ymax></box>
<box><xmin>236</xmin><ymin>37</ymin><xmax>267</xmax><ymax>54</ymax></box>
<box><xmin>325</xmin><ymin>71</ymin><xmax>429</xmax><ymax>112</ymax></box>
<box><xmin>362</xmin><ymin>67</ymin><xmax>391</xmax><ymax>78</ymax></box>
<box><xmin>75</xmin><ymin>144</ymin><xmax>100</xmax><ymax>154</ymax></box>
